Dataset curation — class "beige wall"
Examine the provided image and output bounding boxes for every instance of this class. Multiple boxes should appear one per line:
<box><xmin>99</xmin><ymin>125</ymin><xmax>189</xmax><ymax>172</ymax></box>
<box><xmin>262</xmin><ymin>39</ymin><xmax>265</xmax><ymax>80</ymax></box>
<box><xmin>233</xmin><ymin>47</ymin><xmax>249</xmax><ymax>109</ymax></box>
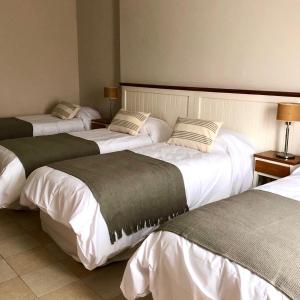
<box><xmin>120</xmin><ymin>0</ymin><xmax>300</xmax><ymax>92</ymax></box>
<box><xmin>0</xmin><ymin>0</ymin><xmax>79</xmax><ymax>117</ymax></box>
<box><xmin>77</xmin><ymin>0</ymin><xmax>120</xmax><ymax>119</ymax></box>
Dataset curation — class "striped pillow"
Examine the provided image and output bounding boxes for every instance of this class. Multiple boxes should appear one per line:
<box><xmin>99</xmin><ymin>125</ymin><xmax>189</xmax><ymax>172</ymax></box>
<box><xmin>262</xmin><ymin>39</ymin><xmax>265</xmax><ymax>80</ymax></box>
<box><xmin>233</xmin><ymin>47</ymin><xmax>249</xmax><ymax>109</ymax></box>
<box><xmin>108</xmin><ymin>109</ymin><xmax>150</xmax><ymax>135</ymax></box>
<box><xmin>52</xmin><ymin>102</ymin><xmax>81</xmax><ymax>120</ymax></box>
<box><xmin>168</xmin><ymin>117</ymin><xmax>223</xmax><ymax>152</ymax></box>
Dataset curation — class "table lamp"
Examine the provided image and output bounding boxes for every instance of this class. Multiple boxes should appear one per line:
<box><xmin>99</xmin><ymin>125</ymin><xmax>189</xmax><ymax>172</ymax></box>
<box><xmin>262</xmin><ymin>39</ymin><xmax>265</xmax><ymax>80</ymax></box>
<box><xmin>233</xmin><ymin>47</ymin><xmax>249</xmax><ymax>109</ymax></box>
<box><xmin>104</xmin><ymin>87</ymin><xmax>119</xmax><ymax>120</ymax></box>
<box><xmin>276</xmin><ymin>102</ymin><xmax>300</xmax><ymax>159</ymax></box>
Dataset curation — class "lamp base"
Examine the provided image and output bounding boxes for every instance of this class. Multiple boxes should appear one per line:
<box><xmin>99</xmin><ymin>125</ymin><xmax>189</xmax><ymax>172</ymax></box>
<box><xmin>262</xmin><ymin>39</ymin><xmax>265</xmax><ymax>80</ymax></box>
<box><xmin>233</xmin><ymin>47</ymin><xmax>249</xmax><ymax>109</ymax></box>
<box><xmin>276</xmin><ymin>152</ymin><xmax>295</xmax><ymax>160</ymax></box>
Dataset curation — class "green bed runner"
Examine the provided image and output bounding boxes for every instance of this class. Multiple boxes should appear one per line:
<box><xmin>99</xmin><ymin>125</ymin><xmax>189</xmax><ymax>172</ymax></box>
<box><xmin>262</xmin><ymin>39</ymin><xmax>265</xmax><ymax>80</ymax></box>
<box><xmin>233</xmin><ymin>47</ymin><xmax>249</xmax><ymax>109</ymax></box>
<box><xmin>49</xmin><ymin>150</ymin><xmax>188</xmax><ymax>244</ymax></box>
<box><xmin>0</xmin><ymin>133</ymin><xmax>100</xmax><ymax>176</ymax></box>
<box><xmin>159</xmin><ymin>190</ymin><xmax>300</xmax><ymax>299</ymax></box>
<box><xmin>0</xmin><ymin>117</ymin><xmax>33</xmax><ymax>140</ymax></box>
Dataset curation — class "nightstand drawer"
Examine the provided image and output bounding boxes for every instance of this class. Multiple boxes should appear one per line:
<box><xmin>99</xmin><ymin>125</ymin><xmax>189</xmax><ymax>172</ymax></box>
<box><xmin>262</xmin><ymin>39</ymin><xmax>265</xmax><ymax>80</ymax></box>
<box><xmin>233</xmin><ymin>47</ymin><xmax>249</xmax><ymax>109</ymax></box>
<box><xmin>255</xmin><ymin>160</ymin><xmax>290</xmax><ymax>178</ymax></box>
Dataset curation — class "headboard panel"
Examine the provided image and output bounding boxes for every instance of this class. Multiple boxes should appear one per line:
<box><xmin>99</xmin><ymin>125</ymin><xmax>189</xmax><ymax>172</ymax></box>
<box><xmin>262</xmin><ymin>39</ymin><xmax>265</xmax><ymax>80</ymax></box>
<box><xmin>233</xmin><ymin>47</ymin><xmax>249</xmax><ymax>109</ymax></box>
<box><xmin>122</xmin><ymin>86</ymin><xmax>300</xmax><ymax>153</ymax></box>
<box><xmin>122</xmin><ymin>87</ymin><xmax>201</xmax><ymax>127</ymax></box>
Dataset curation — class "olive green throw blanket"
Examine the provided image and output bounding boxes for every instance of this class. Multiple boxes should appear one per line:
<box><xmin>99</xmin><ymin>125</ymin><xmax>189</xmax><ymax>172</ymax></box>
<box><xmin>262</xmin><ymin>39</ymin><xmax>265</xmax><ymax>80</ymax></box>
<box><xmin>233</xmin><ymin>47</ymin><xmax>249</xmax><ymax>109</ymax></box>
<box><xmin>0</xmin><ymin>117</ymin><xmax>33</xmax><ymax>140</ymax></box>
<box><xmin>49</xmin><ymin>150</ymin><xmax>188</xmax><ymax>244</ymax></box>
<box><xmin>0</xmin><ymin>133</ymin><xmax>99</xmax><ymax>176</ymax></box>
<box><xmin>160</xmin><ymin>190</ymin><xmax>300</xmax><ymax>299</ymax></box>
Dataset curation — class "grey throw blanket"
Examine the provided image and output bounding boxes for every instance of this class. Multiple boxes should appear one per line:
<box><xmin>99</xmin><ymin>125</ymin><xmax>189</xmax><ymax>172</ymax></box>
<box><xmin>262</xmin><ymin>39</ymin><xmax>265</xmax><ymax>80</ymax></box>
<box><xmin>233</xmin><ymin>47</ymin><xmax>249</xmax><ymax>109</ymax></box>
<box><xmin>49</xmin><ymin>150</ymin><xmax>188</xmax><ymax>244</ymax></box>
<box><xmin>0</xmin><ymin>117</ymin><xmax>33</xmax><ymax>140</ymax></box>
<box><xmin>160</xmin><ymin>190</ymin><xmax>300</xmax><ymax>300</ymax></box>
<box><xmin>0</xmin><ymin>133</ymin><xmax>100</xmax><ymax>176</ymax></box>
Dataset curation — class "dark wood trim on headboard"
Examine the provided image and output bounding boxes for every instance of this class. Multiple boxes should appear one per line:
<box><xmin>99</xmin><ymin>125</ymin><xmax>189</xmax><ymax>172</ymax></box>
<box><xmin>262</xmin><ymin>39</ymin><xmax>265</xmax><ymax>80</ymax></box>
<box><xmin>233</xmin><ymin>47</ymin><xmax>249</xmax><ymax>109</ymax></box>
<box><xmin>120</xmin><ymin>82</ymin><xmax>300</xmax><ymax>98</ymax></box>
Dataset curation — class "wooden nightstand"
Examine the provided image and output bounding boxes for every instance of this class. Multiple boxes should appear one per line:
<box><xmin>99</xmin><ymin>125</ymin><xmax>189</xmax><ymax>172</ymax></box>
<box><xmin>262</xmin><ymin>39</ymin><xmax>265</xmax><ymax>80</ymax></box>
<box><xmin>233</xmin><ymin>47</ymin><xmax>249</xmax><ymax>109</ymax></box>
<box><xmin>253</xmin><ymin>151</ymin><xmax>300</xmax><ymax>186</ymax></box>
<box><xmin>91</xmin><ymin>118</ymin><xmax>111</xmax><ymax>129</ymax></box>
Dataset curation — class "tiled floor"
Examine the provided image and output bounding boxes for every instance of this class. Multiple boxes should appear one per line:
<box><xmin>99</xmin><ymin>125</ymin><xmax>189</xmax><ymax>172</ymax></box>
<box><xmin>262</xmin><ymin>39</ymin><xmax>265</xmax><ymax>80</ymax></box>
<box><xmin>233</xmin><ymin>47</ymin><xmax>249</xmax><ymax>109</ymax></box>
<box><xmin>0</xmin><ymin>209</ymin><xmax>152</xmax><ymax>300</ymax></box>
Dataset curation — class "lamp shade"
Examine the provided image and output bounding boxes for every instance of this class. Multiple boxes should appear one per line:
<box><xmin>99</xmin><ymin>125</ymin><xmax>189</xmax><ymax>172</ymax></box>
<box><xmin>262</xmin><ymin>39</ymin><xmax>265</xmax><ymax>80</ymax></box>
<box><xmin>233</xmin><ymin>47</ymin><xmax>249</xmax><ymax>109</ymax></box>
<box><xmin>276</xmin><ymin>103</ymin><xmax>300</xmax><ymax>121</ymax></box>
<box><xmin>104</xmin><ymin>87</ymin><xmax>119</xmax><ymax>99</ymax></box>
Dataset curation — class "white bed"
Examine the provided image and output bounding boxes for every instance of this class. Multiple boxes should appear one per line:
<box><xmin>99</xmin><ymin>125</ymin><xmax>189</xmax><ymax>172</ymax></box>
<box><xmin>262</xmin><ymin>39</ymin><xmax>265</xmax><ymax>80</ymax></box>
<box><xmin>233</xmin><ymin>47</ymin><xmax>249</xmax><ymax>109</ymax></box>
<box><xmin>20</xmin><ymin>129</ymin><xmax>254</xmax><ymax>270</ymax></box>
<box><xmin>16</xmin><ymin>106</ymin><xmax>100</xmax><ymax>136</ymax></box>
<box><xmin>0</xmin><ymin>117</ymin><xmax>170</xmax><ymax>208</ymax></box>
<box><xmin>121</xmin><ymin>168</ymin><xmax>300</xmax><ymax>300</ymax></box>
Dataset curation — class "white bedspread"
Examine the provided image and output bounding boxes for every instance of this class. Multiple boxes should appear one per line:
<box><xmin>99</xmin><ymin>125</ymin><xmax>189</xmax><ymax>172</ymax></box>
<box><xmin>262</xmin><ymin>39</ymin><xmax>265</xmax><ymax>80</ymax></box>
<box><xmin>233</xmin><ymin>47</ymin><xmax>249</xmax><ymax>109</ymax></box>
<box><xmin>18</xmin><ymin>114</ymin><xmax>86</xmax><ymax>136</ymax></box>
<box><xmin>21</xmin><ymin>130</ymin><xmax>254</xmax><ymax>270</ymax></box>
<box><xmin>17</xmin><ymin>107</ymin><xmax>100</xmax><ymax>135</ymax></box>
<box><xmin>0</xmin><ymin>129</ymin><xmax>152</xmax><ymax>208</ymax></box>
<box><xmin>121</xmin><ymin>168</ymin><xmax>300</xmax><ymax>300</ymax></box>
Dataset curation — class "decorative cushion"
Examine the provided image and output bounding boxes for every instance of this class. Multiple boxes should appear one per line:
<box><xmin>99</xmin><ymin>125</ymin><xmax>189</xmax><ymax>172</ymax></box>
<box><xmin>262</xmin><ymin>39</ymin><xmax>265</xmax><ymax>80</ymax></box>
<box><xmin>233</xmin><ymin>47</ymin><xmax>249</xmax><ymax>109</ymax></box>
<box><xmin>52</xmin><ymin>102</ymin><xmax>81</xmax><ymax>120</ymax></box>
<box><xmin>108</xmin><ymin>109</ymin><xmax>150</xmax><ymax>135</ymax></box>
<box><xmin>168</xmin><ymin>117</ymin><xmax>223</xmax><ymax>152</ymax></box>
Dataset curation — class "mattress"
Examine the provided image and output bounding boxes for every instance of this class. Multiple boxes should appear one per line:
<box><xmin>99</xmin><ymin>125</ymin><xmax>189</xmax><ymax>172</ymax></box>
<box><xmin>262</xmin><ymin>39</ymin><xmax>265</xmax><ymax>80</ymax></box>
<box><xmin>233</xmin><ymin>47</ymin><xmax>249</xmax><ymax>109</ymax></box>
<box><xmin>21</xmin><ymin>129</ymin><xmax>254</xmax><ymax>270</ymax></box>
<box><xmin>121</xmin><ymin>168</ymin><xmax>300</xmax><ymax>300</ymax></box>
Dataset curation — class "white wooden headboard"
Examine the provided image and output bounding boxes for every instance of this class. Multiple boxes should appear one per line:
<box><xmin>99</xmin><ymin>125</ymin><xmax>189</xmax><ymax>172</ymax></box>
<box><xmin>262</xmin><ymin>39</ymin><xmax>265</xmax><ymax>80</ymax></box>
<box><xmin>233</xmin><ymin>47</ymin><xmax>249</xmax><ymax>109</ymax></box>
<box><xmin>122</xmin><ymin>87</ymin><xmax>201</xmax><ymax>127</ymax></box>
<box><xmin>122</xmin><ymin>86</ymin><xmax>300</xmax><ymax>153</ymax></box>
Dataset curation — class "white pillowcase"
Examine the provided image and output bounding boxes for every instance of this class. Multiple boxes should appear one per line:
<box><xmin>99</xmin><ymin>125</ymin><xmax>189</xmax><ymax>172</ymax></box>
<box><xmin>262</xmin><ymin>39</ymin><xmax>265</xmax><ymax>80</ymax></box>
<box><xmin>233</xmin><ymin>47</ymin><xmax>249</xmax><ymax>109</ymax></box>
<box><xmin>76</xmin><ymin>107</ymin><xmax>101</xmax><ymax>129</ymax></box>
<box><xmin>140</xmin><ymin>117</ymin><xmax>173</xmax><ymax>143</ymax></box>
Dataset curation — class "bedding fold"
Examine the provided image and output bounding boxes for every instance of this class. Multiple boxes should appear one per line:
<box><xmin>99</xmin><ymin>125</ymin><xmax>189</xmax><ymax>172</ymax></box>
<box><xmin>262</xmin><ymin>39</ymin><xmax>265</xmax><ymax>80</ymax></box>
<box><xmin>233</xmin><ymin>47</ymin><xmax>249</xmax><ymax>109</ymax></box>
<box><xmin>0</xmin><ymin>117</ymin><xmax>33</xmax><ymax>140</ymax></box>
<box><xmin>159</xmin><ymin>189</ymin><xmax>300</xmax><ymax>300</ymax></box>
<box><xmin>48</xmin><ymin>150</ymin><xmax>188</xmax><ymax>244</ymax></box>
<box><xmin>0</xmin><ymin>133</ymin><xmax>100</xmax><ymax>176</ymax></box>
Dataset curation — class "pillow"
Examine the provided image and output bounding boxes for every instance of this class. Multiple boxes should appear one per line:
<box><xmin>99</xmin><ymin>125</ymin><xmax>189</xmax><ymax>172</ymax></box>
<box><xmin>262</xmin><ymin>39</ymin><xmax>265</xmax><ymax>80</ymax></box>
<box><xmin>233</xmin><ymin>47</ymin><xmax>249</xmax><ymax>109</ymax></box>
<box><xmin>76</xmin><ymin>107</ymin><xmax>101</xmax><ymax>129</ymax></box>
<box><xmin>140</xmin><ymin>117</ymin><xmax>173</xmax><ymax>143</ymax></box>
<box><xmin>168</xmin><ymin>117</ymin><xmax>223</xmax><ymax>152</ymax></box>
<box><xmin>52</xmin><ymin>102</ymin><xmax>81</xmax><ymax>120</ymax></box>
<box><xmin>108</xmin><ymin>109</ymin><xmax>150</xmax><ymax>135</ymax></box>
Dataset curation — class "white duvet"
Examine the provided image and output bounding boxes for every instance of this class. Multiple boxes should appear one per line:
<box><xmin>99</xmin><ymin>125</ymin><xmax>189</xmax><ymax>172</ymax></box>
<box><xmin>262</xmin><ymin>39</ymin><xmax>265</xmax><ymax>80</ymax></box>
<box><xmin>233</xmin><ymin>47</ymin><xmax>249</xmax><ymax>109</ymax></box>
<box><xmin>121</xmin><ymin>168</ymin><xmax>300</xmax><ymax>300</ymax></box>
<box><xmin>17</xmin><ymin>106</ymin><xmax>101</xmax><ymax>135</ymax></box>
<box><xmin>21</xmin><ymin>129</ymin><xmax>254</xmax><ymax>270</ymax></box>
<box><xmin>0</xmin><ymin>129</ymin><xmax>152</xmax><ymax>208</ymax></box>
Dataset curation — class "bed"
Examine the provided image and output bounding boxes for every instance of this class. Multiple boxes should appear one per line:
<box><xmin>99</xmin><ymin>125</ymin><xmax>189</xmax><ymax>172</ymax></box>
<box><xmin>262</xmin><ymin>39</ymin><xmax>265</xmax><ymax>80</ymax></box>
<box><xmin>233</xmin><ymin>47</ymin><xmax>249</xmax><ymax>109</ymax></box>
<box><xmin>0</xmin><ymin>116</ymin><xmax>170</xmax><ymax>208</ymax></box>
<box><xmin>0</xmin><ymin>107</ymin><xmax>101</xmax><ymax>140</ymax></box>
<box><xmin>20</xmin><ymin>128</ymin><xmax>254</xmax><ymax>270</ymax></box>
<box><xmin>121</xmin><ymin>168</ymin><xmax>300</xmax><ymax>300</ymax></box>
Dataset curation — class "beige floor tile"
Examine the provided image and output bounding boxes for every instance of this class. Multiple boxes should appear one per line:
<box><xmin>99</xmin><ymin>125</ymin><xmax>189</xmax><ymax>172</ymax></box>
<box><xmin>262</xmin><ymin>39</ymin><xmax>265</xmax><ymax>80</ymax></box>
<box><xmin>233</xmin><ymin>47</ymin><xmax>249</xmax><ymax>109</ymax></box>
<box><xmin>21</xmin><ymin>262</ymin><xmax>78</xmax><ymax>297</ymax></box>
<box><xmin>0</xmin><ymin>234</ymin><xmax>39</xmax><ymax>258</ymax></box>
<box><xmin>84</xmin><ymin>262</ymin><xmax>127</xmax><ymax>299</ymax></box>
<box><xmin>0</xmin><ymin>277</ymin><xmax>36</xmax><ymax>300</ymax></box>
<box><xmin>39</xmin><ymin>281</ymin><xmax>101</xmax><ymax>300</ymax></box>
<box><xmin>0</xmin><ymin>259</ymin><xmax>17</xmax><ymax>283</ymax></box>
<box><xmin>0</xmin><ymin>210</ymin><xmax>14</xmax><ymax>226</ymax></box>
<box><xmin>27</xmin><ymin>229</ymin><xmax>53</xmax><ymax>246</ymax></box>
<box><xmin>6</xmin><ymin>247</ymin><xmax>59</xmax><ymax>276</ymax></box>
<box><xmin>16</xmin><ymin>215</ymin><xmax>42</xmax><ymax>232</ymax></box>
<box><xmin>0</xmin><ymin>222</ymin><xmax>25</xmax><ymax>242</ymax></box>
<box><xmin>0</xmin><ymin>209</ymin><xmax>16</xmax><ymax>218</ymax></box>
<box><xmin>63</xmin><ymin>258</ymin><xmax>94</xmax><ymax>278</ymax></box>
<box><xmin>44</xmin><ymin>242</ymin><xmax>70</xmax><ymax>261</ymax></box>
<box><xmin>108</xmin><ymin>294</ymin><xmax>126</xmax><ymax>300</ymax></box>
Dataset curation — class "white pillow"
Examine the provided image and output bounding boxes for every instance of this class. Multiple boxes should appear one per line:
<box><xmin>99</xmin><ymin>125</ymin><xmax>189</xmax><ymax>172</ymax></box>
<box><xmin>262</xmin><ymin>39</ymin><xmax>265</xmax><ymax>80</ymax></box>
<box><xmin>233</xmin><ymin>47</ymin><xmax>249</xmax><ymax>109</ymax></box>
<box><xmin>76</xmin><ymin>107</ymin><xmax>101</xmax><ymax>129</ymax></box>
<box><xmin>140</xmin><ymin>117</ymin><xmax>173</xmax><ymax>143</ymax></box>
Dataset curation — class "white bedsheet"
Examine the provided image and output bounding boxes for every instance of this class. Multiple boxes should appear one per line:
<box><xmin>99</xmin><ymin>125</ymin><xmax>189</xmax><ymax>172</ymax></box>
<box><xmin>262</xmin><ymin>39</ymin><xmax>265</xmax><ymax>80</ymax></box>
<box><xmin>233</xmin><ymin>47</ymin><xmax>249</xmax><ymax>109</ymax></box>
<box><xmin>21</xmin><ymin>130</ymin><xmax>254</xmax><ymax>270</ymax></box>
<box><xmin>121</xmin><ymin>168</ymin><xmax>300</xmax><ymax>300</ymax></box>
<box><xmin>0</xmin><ymin>129</ymin><xmax>152</xmax><ymax>208</ymax></box>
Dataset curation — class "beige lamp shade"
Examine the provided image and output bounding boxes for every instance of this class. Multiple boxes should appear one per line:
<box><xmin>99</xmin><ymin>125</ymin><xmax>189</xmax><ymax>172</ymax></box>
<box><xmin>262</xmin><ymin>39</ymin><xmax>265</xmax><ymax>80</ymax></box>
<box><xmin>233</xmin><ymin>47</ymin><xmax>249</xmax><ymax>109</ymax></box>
<box><xmin>277</xmin><ymin>103</ymin><xmax>300</xmax><ymax>121</ymax></box>
<box><xmin>104</xmin><ymin>87</ymin><xmax>119</xmax><ymax>100</ymax></box>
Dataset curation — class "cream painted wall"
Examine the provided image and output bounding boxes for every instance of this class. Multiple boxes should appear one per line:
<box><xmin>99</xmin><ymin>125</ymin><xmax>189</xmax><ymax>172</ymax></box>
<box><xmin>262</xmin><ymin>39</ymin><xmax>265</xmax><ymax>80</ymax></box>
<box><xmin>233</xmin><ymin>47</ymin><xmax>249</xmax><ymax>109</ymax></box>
<box><xmin>77</xmin><ymin>0</ymin><xmax>120</xmax><ymax>119</ymax></box>
<box><xmin>120</xmin><ymin>0</ymin><xmax>300</xmax><ymax>92</ymax></box>
<box><xmin>0</xmin><ymin>0</ymin><xmax>80</xmax><ymax>117</ymax></box>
